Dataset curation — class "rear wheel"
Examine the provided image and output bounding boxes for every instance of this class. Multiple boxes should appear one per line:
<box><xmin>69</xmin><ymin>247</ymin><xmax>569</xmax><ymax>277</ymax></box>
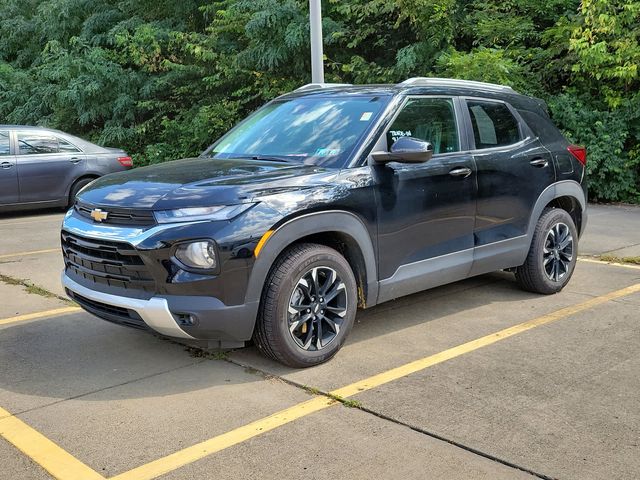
<box><xmin>67</xmin><ymin>177</ymin><xmax>97</xmax><ymax>207</ymax></box>
<box><xmin>254</xmin><ymin>243</ymin><xmax>357</xmax><ymax>367</ymax></box>
<box><xmin>516</xmin><ymin>208</ymin><xmax>578</xmax><ymax>294</ymax></box>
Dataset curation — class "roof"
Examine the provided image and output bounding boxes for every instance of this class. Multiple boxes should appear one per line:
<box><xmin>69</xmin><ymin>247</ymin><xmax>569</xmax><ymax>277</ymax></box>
<box><xmin>281</xmin><ymin>77</ymin><xmax>544</xmax><ymax>112</ymax></box>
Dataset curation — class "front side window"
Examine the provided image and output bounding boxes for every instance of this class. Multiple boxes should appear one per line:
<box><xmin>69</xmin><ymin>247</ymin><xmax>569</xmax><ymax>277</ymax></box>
<box><xmin>0</xmin><ymin>131</ymin><xmax>10</xmax><ymax>156</ymax></box>
<box><xmin>466</xmin><ymin>100</ymin><xmax>521</xmax><ymax>149</ymax></box>
<box><xmin>18</xmin><ymin>133</ymin><xmax>59</xmax><ymax>155</ymax></box>
<box><xmin>205</xmin><ymin>95</ymin><xmax>389</xmax><ymax>168</ymax></box>
<box><xmin>387</xmin><ymin>98</ymin><xmax>459</xmax><ymax>154</ymax></box>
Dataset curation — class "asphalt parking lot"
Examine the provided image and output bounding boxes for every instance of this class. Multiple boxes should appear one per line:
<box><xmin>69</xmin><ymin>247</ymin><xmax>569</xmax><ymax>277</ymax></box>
<box><xmin>1</xmin><ymin>204</ymin><xmax>639</xmax><ymax>480</ymax></box>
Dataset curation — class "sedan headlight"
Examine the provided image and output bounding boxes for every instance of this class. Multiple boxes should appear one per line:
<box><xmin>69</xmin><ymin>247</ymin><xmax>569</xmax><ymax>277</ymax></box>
<box><xmin>154</xmin><ymin>204</ymin><xmax>254</xmax><ymax>224</ymax></box>
<box><xmin>175</xmin><ymin>240</ymin><xmax>217</xmax><ymax>270</ymax></box>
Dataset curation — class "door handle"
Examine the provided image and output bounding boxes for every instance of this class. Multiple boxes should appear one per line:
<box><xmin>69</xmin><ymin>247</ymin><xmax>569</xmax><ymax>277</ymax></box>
<box><xmin>449</xmin><ymin>167</ymin><xmax>472</xmax><ymax>178</ymax></box>
<box><xmin>0</xmin><ymin>161</ymin><xmax>13</xmax><ymax>169</ymax></box>
<box><xmin>69</xmin><ymin>157</ymin><xmax>82</xmax><ymax>164</ymax></box>
<box><xmin>529</xmin><ymin>158</ymin><xmax>549</xmax><ymax>168</ymax></box>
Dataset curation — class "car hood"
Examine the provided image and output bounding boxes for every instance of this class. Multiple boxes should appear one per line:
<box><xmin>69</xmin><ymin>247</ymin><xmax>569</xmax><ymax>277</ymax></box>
<box><xmin>78</xmin><ymin>157</ymin><xmax>336</xmax><ymax>209</ymax></box>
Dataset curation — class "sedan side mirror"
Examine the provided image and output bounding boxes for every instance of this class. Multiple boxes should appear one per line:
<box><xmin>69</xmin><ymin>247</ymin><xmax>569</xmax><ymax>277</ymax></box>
<box><xmin>371</xmin><ymin>137</ymin><xmax>434</xmax><ymax>164</ymax></box>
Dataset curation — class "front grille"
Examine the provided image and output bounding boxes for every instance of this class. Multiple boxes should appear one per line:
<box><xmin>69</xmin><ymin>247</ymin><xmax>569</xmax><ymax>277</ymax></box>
<box><xmin>62</xmin><ymin>231</ymin><xmax>155</xmax><ymax>293</ymax></box>
<box><xmin>75</xmin><ymin>202</ymin><xmax>156</xmax><ymax>226</ymax></box>
<box><xmin>67</xmin><ymin>289</ymin><xmax>148</xmax><ymax>330</ymax></box>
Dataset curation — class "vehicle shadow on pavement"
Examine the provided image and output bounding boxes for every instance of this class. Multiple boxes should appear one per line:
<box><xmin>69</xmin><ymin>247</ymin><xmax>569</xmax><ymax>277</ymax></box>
<box><xmin>231</xmin><ymin>271</ymin><xmax>552</xmax><ymax>375</ymax></box>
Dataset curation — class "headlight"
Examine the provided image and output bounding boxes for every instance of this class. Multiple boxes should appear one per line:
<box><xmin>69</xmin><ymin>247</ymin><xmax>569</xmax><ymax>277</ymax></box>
<box><xmin>175</xmin><ymin>240</ymin><xmax>217</xmax><ymax>270</ymax></box>
<box><xmin>154</xmin><ymin>204</ymin><xmax>254</xmax><ymax>224</ymax></box>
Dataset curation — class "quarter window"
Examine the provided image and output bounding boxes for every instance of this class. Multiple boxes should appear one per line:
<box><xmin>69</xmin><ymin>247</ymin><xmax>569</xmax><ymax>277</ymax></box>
<box><xmin>466</xmin><ymin>100</ymin><xmax>521</xmax><ymax>148</ymax></box>
<box><xmin>58</xmin><ymin>138</ymin><xmax>81</xmax><ymax>153</ymax></box>
<box><xmin>0</xmin><ymin>131</ymin><xmax>10</xmax><ymax>156</ymax></box>
<box><xmin>387</xmin><ymin>98</ymin><xmax>459</xmax><ymax>154</ymax></box>
<box><xmin>18</xmin><ymin>133</ymin><xmax>59</xmax><ymax>155</ymax></box>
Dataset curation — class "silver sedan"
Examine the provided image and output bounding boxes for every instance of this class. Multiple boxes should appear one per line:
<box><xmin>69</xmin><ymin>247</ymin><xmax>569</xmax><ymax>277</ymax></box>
<box><xmin>0</xmin><ymin>125</ymin><xmax>132</xmax><ymax>212</ymax></box>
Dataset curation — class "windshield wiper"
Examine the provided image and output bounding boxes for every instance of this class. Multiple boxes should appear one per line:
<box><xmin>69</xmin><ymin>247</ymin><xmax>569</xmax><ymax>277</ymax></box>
<box><xmin>232</xmin><ymin>154</ymin><xmax>295</xmax><ymax>163</ymax></box>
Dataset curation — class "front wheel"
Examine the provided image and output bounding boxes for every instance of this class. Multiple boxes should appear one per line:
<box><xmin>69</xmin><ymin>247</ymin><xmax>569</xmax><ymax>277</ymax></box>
<box><xmin>254</xmin><ymin>243</ymin><xmax>357</xmax><ymax>367</ymax></box>
<box><xmin>515</xmin><ymin>208</ymin><xmax>578</xmax><ymax>294</ymax></box>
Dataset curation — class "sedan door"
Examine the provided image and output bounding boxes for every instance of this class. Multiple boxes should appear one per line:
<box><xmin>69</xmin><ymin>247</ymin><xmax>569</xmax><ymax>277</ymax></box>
<box><xmin>373</xmin><ymin>97</ymin><xmax>477</xmax><ymax>302</ymax></box>
<box><xmin>16</xmin><ymin>131</ymin><xmax>86</xmax><ymax>203</ymax></box>
<box><xmin>0</xmin><ymin>130</ymin><xmax>19</xmax><ymax>205</ymax></box>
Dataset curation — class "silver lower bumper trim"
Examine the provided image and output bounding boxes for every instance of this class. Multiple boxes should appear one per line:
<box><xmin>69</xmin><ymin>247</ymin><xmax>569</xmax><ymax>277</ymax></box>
<box><xmin>61</xmin><ymin>271</ymin><xmax>194</xmax><ymax>339</ymax></box>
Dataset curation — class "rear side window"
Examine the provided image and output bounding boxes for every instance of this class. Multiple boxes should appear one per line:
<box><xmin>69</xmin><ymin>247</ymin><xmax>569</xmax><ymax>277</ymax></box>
<box><xmin>18</xmin><ymin>133</ymin><xmax>59</xmax><ymax>155</ymax></box>
<box><xmin>387</xmin><ymin>97</ymin><xmax>459</xmax><ymax>154</ymax></box>
<box><xmin>467</xmin><ymin>100</ymin><xmax>521</xmax><ymax>149</ymax></box>
<box><xmin>58</xmin><ymin>138</ymin><xmax>81</xmax><ymax>153</ymax></box>
<box><xmin>0</xmin><ymin>131</ymin><xmax>10</xmax><ymax>156</ymax></box>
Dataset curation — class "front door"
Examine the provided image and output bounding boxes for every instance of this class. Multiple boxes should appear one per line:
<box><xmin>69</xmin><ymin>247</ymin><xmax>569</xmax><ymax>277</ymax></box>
<box><xmin>373</xmin><ymin>97</ymin><xmax>477</xmax><ymax>302</ymax></box>
<box><xmin>0</xmin><ymin>130</ymin><xmax>18</xmax><ymax>205</ymax></box>
<box><xmin>16</xmin><ymin>131</ymin><xmax>86</xmax><ymax>203</ymax></box>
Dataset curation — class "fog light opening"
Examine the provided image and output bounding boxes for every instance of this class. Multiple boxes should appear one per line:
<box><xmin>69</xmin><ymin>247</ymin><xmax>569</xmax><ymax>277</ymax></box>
<box><xmin>175</xmin><ymin>313</ymin><xmax>198</xmax><ymax>326</ymax></box>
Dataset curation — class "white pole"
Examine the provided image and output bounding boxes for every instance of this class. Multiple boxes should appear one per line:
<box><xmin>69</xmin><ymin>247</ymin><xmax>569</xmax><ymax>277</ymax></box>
<box><xmin>309</xmin><ymin>0</ymin><xmax>324</xmax><ymax>83</ymax></box>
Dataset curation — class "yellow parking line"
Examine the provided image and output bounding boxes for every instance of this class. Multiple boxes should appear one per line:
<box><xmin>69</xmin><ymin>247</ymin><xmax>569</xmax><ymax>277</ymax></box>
<box><xmin>110</xmin><ymin>282</ymin><xmax>640</xmax><ymax>480</ymax></box>
<box><xmin>578</xmin><ymin>257</ymin><xmax>640</xmax><ymax>270</ymax></box>
<box><xmin>0</xmin><ymin>307</ymin><xmax>81</xmax><ymax>327</ymax></box>
<box><xmin>110</xmin><ymin>396</ymin><xmax>336</xmax><ymax>480</ymax></box>
<box><xmin>0</xmin><ymin>248</ymin><xmax>59</xmax><ymax>260</ymax></box>
<box><xmin>0</xmin><ymin>406</ymin><xmax>105</xmax><ymax>480</ymax></box>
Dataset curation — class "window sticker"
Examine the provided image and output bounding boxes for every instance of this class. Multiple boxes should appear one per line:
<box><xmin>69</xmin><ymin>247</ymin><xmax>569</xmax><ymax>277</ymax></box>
<box><xmin>360</xmin><ymin>112</ymin><xmax>373</xmax><ymax>121</ymax></box>
<box><xmin>389</xmin><ymin>130</ymin><xmax>412</xmax><ymax>142</ymax></box>
<box><xmin>314</xmin><ymin>148</ymin><xmax>342</xmax><ymax>156</ymax></box>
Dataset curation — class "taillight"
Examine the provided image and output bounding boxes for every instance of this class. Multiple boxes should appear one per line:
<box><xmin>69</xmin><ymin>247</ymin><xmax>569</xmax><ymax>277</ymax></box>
<box><xmin>118</xmin><ymin>156</ymin><xmax>133</xmax><ymax>168</ymax></box>
<box><xmin>567</xmin><ymin>145</ymin><xmax>586</xmax><ymax>166</ymax></box>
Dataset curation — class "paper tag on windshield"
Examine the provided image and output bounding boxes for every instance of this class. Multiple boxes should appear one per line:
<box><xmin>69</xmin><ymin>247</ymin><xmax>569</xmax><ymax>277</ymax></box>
<box><xmin>360</xmin><ymin>112</ymin><xmax>373</xmax><ymax>121</ymax></box>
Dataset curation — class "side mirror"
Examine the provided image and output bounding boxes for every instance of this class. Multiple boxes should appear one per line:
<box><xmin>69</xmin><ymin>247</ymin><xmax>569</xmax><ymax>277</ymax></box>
<box><xmin>371</xmin><ymin>137</ymin><xmax>434</xmax><ymax>164</ymax></box>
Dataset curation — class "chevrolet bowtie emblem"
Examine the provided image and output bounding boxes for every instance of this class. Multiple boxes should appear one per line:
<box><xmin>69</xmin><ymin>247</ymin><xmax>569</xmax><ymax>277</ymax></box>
<box><xmin>90</xmin><ymin>208</ymin><xmax>109</xmax><ymax>222</ymax></box>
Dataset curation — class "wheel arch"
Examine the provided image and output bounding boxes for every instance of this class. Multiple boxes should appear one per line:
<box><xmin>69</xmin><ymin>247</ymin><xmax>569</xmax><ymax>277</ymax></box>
<box><xmin>527</xmin><ymin>180</ymin><xmax>587</xmax><ymax>239</ymax></box>
<box><xmin>67</xmin><ymin>174</ymin><xmax>100</xmax><ymax>198</ymax></box>
<box><xmin>245</xmin><ymin>211</ymin><xmax>378</xmax><ymax>311</ymax></box>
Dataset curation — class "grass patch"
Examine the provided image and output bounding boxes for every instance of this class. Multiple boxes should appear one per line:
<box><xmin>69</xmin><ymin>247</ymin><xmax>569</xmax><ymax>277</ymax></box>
<box><xmin>184</xmin><ymin>345</ymin><xmax>229</xmax><ymax>360</ymax></box>
<box><xmin>303</xmin><ymin>385</ymin><xmax>322</xmax><ymax>396</ymax></box>
<box><xmin>598</xmin><ymin>255</ymin><xmax>640</xmax><ymax>265</ymax></box>
<box><xmin>327</xmin><ymin>393</ymin><xmax>362</xmax><ymax>408</ymax></box>
<box><xmin>301</xmin><ymin>386</ymin><xmax>363</xmax><ymax>408</ymax></box>
<box><xmin>0</xmin><ymin>273</ymin><xmax>72</xmax><ymax>303</ymax></box>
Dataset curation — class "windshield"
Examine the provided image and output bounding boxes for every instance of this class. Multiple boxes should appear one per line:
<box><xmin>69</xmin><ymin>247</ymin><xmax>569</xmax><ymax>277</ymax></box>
<box><xmin>204</xmin><ymin>95</ymin><xmax>389</xmax><ymax>168</ymax></box>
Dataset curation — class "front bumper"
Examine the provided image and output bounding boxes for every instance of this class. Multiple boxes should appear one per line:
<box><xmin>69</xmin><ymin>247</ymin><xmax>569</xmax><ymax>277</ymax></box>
<box><xmin>62</xmin><ymin>271</ymin><xmax>194</xmax><ymax>339</ymax></box>
<box><xmin>63</xmin><ymin>270</ymin><xmax>259</xmax><ymax>344</ymax></box>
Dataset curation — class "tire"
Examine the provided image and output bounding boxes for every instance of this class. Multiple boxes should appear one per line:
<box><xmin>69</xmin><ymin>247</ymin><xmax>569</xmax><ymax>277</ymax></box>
<box><xmin>254</xmin><ymin>243</ymin><xmax>358</xmax><ymax>368</ymax></box>
<box><xmin>68</xmin><ymin>177</ymin><xmax>96</xmax><ymax>207</ymax></box>
<box><xmin>516</xmin><ymin>208</ymin><xmax>578</xmax><ymax>294</ymax></box>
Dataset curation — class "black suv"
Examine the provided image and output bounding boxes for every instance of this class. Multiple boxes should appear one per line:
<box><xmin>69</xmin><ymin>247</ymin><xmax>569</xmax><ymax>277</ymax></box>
<box><xmin>61</xmin><ymin>78</ymin><xmax>587</xmax><ymax>367</ymax></box>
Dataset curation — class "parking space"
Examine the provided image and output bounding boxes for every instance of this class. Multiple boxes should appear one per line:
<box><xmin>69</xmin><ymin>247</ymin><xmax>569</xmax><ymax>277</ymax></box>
<box><xmin>1</xmin><ymin>204</ymin><xmax>639</xmax><ymax>480</ymax></box>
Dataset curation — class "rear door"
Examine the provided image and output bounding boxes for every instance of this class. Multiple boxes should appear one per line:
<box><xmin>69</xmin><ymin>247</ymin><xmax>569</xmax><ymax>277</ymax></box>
<box><xmin>461</xmin><ymin>98</ymin><xmax>555</xmax><ymax>273</ymax></box>
<box><xmin>16</xmin><ymin>131</ymin><xmax>86</xmax><ymax>203</ymax></box>
<box><xmin>0</xmin><ymin>129</ymin><xmax>19</xmax><ymax>205</ymax></box>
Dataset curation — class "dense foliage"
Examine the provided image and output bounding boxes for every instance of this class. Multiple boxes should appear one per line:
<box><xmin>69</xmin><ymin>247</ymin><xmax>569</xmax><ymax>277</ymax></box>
<box><xmin>0</xmin><ymin>0</ymin><xmax>638</xmax><ymax>202</ymax></box>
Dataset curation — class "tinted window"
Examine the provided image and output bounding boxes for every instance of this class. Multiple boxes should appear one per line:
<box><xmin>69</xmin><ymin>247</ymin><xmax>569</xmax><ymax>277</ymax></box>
<box><xmin>18</xmin><ymin>133</ymin><xmax>59</xmax><ymax>155</ymax></box>
<box><xmin>0</xmin><ymin>131</ymin><xmax>10</xmax><ymax>156</ymax></box>
<box><xmin>207</xmin><ymin>95</ymin><xmax>388</xmax><ymax>168</ymax></box>
<box><xmin>467</xmin><ymin>101</ymin><xmax>521</xmax><ymax>148</ymax></box>
<box><xmin>58</xmin><ymin>138</ymin><xmax>81</xmax><ymax>153</ymax></box>
<box><xmin>387</xmin><ymin>98</ymin><xmax>459</xmax><ymax>154</ymax></box>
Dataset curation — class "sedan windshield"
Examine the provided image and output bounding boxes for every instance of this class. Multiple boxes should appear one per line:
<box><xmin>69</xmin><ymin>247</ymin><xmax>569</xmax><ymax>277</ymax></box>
<box><xmin>204</xmin><ymin>95</ymin><xmax>389</xmax><ymax>168</ymax></box>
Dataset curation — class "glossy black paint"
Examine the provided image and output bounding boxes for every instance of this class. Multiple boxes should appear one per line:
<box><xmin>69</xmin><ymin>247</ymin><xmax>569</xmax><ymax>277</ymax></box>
<box><xmin>66</xmin><ymin>81</ymin><xmax>587</xmax><ymax>342</ymax></box>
